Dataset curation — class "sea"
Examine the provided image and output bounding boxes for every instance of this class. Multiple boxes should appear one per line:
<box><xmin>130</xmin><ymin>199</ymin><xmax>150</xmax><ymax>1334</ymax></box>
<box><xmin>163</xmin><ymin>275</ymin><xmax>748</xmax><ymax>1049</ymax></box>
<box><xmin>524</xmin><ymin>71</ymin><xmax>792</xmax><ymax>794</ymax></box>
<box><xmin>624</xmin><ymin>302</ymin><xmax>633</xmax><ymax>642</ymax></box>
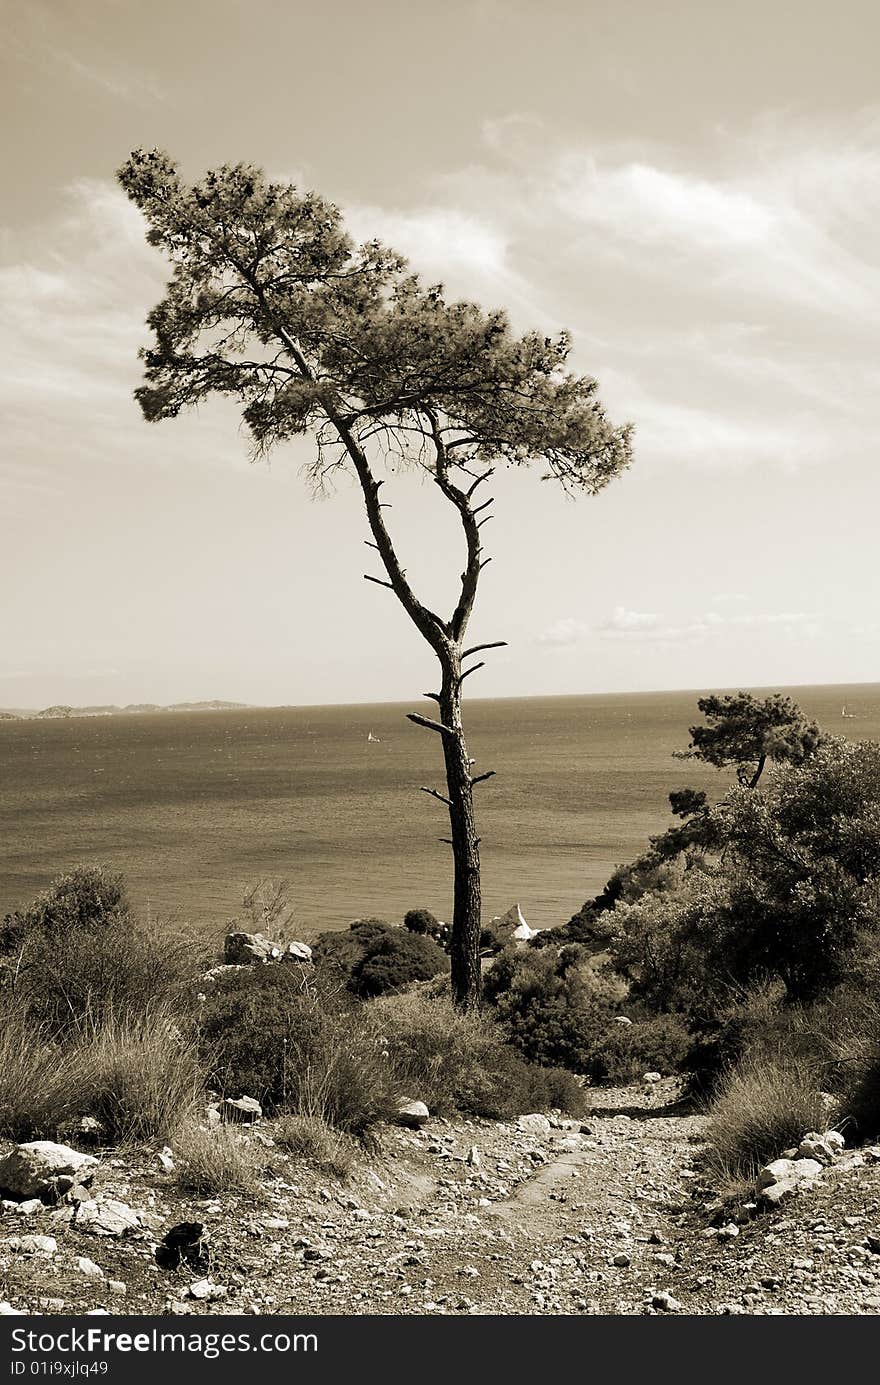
<box><xmin>1</xmin><ymin>683</ymin><xmax>878</xmax><ymax>940</ymax></box>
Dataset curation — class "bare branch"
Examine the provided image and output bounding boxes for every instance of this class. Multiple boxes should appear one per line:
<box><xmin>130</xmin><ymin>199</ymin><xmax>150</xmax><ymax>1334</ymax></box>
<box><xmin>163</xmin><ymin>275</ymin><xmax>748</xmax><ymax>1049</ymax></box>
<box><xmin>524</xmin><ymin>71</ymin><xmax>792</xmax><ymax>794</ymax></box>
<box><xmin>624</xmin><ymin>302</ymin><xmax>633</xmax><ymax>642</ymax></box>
<box><xmin>420</xmin><ymin>785</ymin><xmax>452</xmax><ymax>806</ymax></box>
<box><xmin>472</xmin><ymin>497</ymin><xmax>494</xmax><ymax>516</ymax></box>
<box><xmin>363</xmin><ymin>573</ymin><xmax>394</xmax><ymax>590</ymax></box>
<box><xmin>363</xmin><ymin>540</ymin><xmax>380</xmax><ymax>552</ymax></box>
<box><xmin>422</xmin><ymin>691</ymin><xmax>442</xmax><ymax>704</ymax></box>
<box><xmin>466</xmin><ymin>468</ymin><xmax>495</xmax><ymax>497</ymax></box>
<box><xmin>462</xmin><ymin>641</ymin><xmax>508</xmax><ymax>658</ymax></box>
<box><xmin>476</xmin><ymin>516</ymin><xmax>494</xmax><ymax>530</ymax></box>
<box><xmin>458</xmin><ymin>661</ymin><xmax>485</xmax><ymax>685</ymax></box>
<box><xmin>407</xmin><ymin>712</ymin><xmax>455</xmax><ymax>736</ymax></box>
<box><xmin>471</xmin><ymin>770</ymin><xmax>496</xmax><ymax>786</ymax></box>
<box><xmin>480</xmin><ymin>557</ymin><xmax>493</xmax><ymax>569</ymax></box>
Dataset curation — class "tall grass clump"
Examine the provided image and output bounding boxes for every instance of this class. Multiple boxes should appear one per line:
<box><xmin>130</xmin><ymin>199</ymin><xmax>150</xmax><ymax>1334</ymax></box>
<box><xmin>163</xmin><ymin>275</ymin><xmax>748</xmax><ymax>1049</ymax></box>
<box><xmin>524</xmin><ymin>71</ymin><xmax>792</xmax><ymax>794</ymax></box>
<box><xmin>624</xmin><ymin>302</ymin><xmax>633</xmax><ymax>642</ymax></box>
<box><xmin>198</xmin><ymin>966</ymin><xmax>397</xmax><ymax>1136</ymax></box>
<box><xmin>366</xmin><ymin>986</ymin><xmax>587</xmax><ymax>1120</ymax></box>
<box><xmin>173</xmin><ymin>1124</ymin><xmax>261</xmax><ymax>1195</ymax></box>
<box><xmin>274</xmin><ymin>1114</ymin><xmax>358</xmax><ymax>1180</ymax></box>
<box><xmin>0</xmin><ymin>1009</ymin><xmax>82</xmax><ymax>1139</ymax></box>
<box><xmin>72</xmin><ymin>1007</ymin><xmax>204</xmax><ymax>1144</ymax></box>
<box><xmin>704</xmin><ymin>1055</ymin><xmax>827</xmax><ymax>1183</ymax></box>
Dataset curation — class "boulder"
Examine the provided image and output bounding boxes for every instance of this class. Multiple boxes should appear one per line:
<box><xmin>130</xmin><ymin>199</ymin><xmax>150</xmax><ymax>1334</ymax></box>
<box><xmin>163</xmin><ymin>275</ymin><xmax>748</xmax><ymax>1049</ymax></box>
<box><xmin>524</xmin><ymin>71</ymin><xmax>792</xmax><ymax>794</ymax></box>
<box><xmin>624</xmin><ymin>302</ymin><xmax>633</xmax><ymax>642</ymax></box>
<box><xmin>0</xmin><ymin>1142</ymin><xmax>98</xmax><ymax>1202</ymax></box>
<box><xmin>395</xmin><ymin>1100</ymin><xmax>430</xmax><ymax>1129</ymax></box>
<box><xmin>614</xmin><ymin>1015</ymin><xmax>633</xmax><ymax>1026</ymax></box>
<box><xmin>5</xmin><ymin>1235</ymin><xmax>57</xmax><ymax>1256</ymax></box>
<box><xmin>223</xmin><ymin>932</ymin><xmax>281</xmax><ymax>965</ymax></box>
<box><xmin>74</xmin><ymin>1198</ymin><xmax>141</xmax><ymax>1237</ymax></box>
<box><xmin>796</xmin><ymin>1134</ymin><xmax>837</xmax><ymax>1165</ymax></box>
<box><xmin>487</xmin><ymin>903</ymin><xmax>537</xmax><ymax>945</ymax></box>
<box><xmin>516</xmin><ymin>1113</ymin><xmax>552</xmax><ymax>1137</ymax></box>
<box><xmin>643</xmin><ymin>1072</ymin><xmax>662</xmax><ymax>1084</ymax></box>
<box><xmin>757</xmin><ymin>1157</ymin><xmax>823</xmax><ymax>1190</ymax></box>
<box><xmin>281</xmin><ymin>940</ymin><xmax>313</xmax><ymax>964</ymax></box>
<box><xmin>155</xmin><ymin>1222</ymin><xmax>210</xmax><ymax>1271</ymax></box>
<box><xmin>223</xmin><ymin>1096</ymin><xmax>262</xmax><ymax>1124</ymax></box>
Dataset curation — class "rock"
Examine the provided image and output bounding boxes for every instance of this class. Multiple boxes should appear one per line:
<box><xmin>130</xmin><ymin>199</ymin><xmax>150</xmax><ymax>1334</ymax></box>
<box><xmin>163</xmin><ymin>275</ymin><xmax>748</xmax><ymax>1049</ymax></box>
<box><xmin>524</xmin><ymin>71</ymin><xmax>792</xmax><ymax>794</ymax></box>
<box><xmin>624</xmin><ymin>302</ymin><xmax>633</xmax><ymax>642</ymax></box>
<box><xmin>77</xmin><ymin>1256</ymin><xmax>104</xmax><ymax>1279</ymax></box>
<box><xmin>757</xmin><ymin>1157</ymin><xmax>823</xmax><ymax>1190</ymax></box>
<box><xmin>643</xmin><ymin>1072</ymin><xmax>662</xmax><ymax>1084</ymax></box>
<box><xmin>187</xmin><ymin>1280</ymin><xmax>227</xmax><ymax>1301</ymax></box>
<box><xmin>796</xmin><ymin>1134</ymin><xmax>837</xmax><ymax>1165</ymax></box>
<box><xmin>75</xmin><ymin>1197</ymin><xmax>141</xmax><ymax>1236</ymax></box>
<box><xmin>466</xmin><ymin>1146</ymin><xmax>480</xmax><ymax>1169</ymax></box>
<box><xmin>0</xmin><ymin>1142</ymin><xmax>98</xmax><ymax>1201</ymax></box>
<box><xmin>717</xmin><ymin>1223</ymin><xmax>740</xmax><ymax>1240</ymax></box>
<box><xmin>557</xmin><ymin>1135</ymin><xmax>582</xmax><ymax>1152</ymax></box>
<box><xmin>653</xmin><ymin>1291</ymin><xmax>682</xmax><ymax>1312</ymax></box>
<box><xmin>7</xmin><ymin>1234</ymin><xmax>57</xmax><ymax>1256</ymax></box>
<box><xmin>517</xmin><ymin>1114</ymin><xmax>552</xmax><ymax>1137</ymax></box>
<box><xmin>10</xmin><ymin>1199</ymin><xmax>43</xmax><ymax>1217</ymax></box>
<box><xmin>0</xmin><ymin>1303</ymin><xmax>24</xmax><ymax>1315</ymax></box>
<box><xmin>155</xmin><ymin>1222</ymin><xmax>210</xmax><ymax>1271</ymax></box>
<box><xmin>73</xmin><ymin>1116</ymin><xmax>106</xmax><ymax>1145</ymax></box>
<box><xmin>108</xmin><ymin>1281</ymin><xmax>126</xmax><ymax>1296</ymax></box>
<box><xmin>614</xmin><ymin>1015</ymin><xmax>633</xmax><ymax>1026</ymax></box>
<box><xmin>395</xmin><ymin>1100</ymin><xmax>430</xmax><ymax>1129</ymax></box>
<box><xmin>824</xmin><ymin>1129</ymin><xmax>845</xmax><ymax>1151</ymax></box>
<box><xmin>204</xmin><ymin>1105</ymin><xmax>222</xmax><ymax>1128</ymax></box>
<box><xmin>156</xmin><ymin>1146</ymin><xmax>175</xmax><ymax>1172</ymax></box>
<box><xmin>223</xmin><ymin>1096</ymin><xmax>262</xmax><ymax>1123</ymax></box>
<box><xmin>223</xmin><ymin>931</ymin><xmax>281</xmax><ymax>964</ymax></box>
<box><xmin>281</xmin><ymin>940</ymin><xmax>313</xmax><ymax>964</ymax></box>
<box><xmin>612</xmin><ymin>1253</ymin><xmax>631</xmax><ymax>1267</ymax></box>
<box><xmin>487</xmin><ymin>903</ymin><xmax>537</xmax><ymax>945</ymax></box>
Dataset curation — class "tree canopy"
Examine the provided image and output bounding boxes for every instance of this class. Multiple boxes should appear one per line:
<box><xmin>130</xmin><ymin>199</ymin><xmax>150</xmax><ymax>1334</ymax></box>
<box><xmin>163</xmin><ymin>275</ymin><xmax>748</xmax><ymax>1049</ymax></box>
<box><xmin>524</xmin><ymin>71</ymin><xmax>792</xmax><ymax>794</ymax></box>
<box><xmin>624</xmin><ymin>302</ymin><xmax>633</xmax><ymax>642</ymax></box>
<box><xmin>676</xmin><ymin>691</ymin><xmax>821</xmax><ymax>789</ymax></box>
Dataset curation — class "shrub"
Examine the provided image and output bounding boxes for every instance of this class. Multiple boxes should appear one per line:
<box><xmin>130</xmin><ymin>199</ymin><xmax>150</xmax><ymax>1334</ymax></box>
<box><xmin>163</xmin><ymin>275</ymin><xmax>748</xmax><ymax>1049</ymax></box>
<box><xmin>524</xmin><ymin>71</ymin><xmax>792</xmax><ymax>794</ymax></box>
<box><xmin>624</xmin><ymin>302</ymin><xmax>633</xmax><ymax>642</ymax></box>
<box><xmin>9</xmin><ymin>924</ymin><xmax>204</xmax><ymax>1039</ymax></box>
<box><xmin>312</xmin><ymin>919</ymin><xmax>449</xmax><ymax>997</ymax></box>
<box><xmin>585</xmin><ymin>1013</ymin><xmax>693</xmax><ymax>1084</ymax></box>
<box><xmin>483</xmin><ymin>944</ymin><xmax>627</xmax><ymax>1071</ymax></box>
<box><xmin>0</xmin><ymin>866</ymin><xmax>131</xmax><ymax>955</ymax></box>
<box><xmin>198</xmin><ymin>967</ymin><xmax>396</xmax><ymax>1134</ymax></box>
<box><xmin>366</xmin><ymin>988</ymin><xmax>587</xmax><ymax>1120</ymax></box>
<box><xmin>74</xmin><ymin>1008</ymin><xmax>203</xmax><ymax>1143</ymax></box>
<box><xmin>173</xmin><ymin>1124</ymin><xmax>261</xmax><ymax>1195</ymax></box>
<box><xmin>704</xmin><ymin>1055</ymin><xmax>826</xmax><ymax>1183</ymax></box>
<box><xmin>0</xmin><ymin>1008</ymin><xmax>82</xmax><ymax>1139</ymax></box>
<box><xmin>274</xmin><ymin>1114</ymin><xmax>358</xmax><ymax>1179</ymax></box>
<box><xmin>403</xmin><ymin>908</ymin><xmax>440</xmax><ymax>937</ymax></box>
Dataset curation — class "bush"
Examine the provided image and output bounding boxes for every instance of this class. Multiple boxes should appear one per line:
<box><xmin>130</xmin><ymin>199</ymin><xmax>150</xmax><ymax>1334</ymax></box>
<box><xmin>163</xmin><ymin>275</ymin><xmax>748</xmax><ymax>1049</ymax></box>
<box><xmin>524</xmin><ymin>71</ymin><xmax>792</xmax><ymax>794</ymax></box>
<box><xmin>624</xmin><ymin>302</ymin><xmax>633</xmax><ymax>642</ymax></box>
<box><xmin>9</xmin><ymin>924</ymin><xmax>204</xmax><ymax>1039</ymax></box>
<box><xmin>483</xmin><ymin>944</ymin><xmax>627</xmax><ymax>1071</ymax></box>
<box><xmin>274</xmin><ymin>1114</ymin><xmax>358</xmax><ymax>1179</ymax></box>
<box><xmin>366</xmin><ymin>987</ymin><xmax>587</xmax><ymax>1120</ymax></box>
<box><xmin>174</xmin><ymin>1124</ymin><xmax>261</xmax><ymax>1195</ymax></box>
<box><xmin>0</xmin><ymin>866</ymin><xmax>131</xmax><ymax>955</ymax></box>
<box><xmin>585</xmin><ymin>1013</ymin><xmax>693</xmax><ymax>1084</ymax></box>
<box><xmin>312</xmin><ymin>919</ymin><xmax>449</xmax><ymax>997</ymax></box>
<box><xmin>74</xmin><ymin>1008</ymin><xmax>203</xmax><ymax>1143</ymax></box>
<box><xmin>0</xmin><ymin>1009</ymin><xmax>82</xmax><ymax>1140</ymax></box>
<box><xmin>403</xmin><ymin>908</ymin><xmax>440</xmax><ymax>937</ymax></box>
<box><xmin>704</xmin><ymin>1055</ymin><xmax>827</xmax><ymax>1183</ymax></box>
<box><xmin>198</xmin><ymin>967</ymin><xmax>396</xmax><ymax>1135</ymax></box>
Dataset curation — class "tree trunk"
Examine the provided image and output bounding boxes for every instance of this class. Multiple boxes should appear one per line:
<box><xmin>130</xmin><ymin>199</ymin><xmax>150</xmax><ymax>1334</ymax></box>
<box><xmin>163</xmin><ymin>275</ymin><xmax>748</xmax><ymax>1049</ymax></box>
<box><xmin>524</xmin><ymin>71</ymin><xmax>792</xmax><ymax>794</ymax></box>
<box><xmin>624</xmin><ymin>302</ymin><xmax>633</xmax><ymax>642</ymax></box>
<box><xmin>438</xmin><ymin>653</ymin><xmax>482</xmax><ymax>1010</ymax></box>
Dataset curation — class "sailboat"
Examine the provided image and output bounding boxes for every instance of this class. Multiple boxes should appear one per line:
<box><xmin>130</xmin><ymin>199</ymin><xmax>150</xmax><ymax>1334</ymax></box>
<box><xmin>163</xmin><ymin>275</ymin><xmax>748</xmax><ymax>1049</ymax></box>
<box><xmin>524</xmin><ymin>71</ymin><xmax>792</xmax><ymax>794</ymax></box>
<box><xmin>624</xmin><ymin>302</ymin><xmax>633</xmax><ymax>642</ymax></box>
<box><xmin>367</xmin><ymin>730</ymin><xmax>381</xmax><ymax>743</ymax></box>
<box><xmin>842</xmin><ymin>704</ymin><xmax>855</xmax><ymax>719</ymax></box>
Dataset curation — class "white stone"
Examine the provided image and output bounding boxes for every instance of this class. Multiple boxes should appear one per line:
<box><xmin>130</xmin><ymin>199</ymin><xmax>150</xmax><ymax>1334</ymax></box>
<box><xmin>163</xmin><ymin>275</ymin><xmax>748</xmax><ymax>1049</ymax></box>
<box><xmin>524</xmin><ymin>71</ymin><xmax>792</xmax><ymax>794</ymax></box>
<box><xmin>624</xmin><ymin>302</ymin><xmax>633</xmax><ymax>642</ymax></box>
<box><xmin>77</xmin><ymin>1256</ymin><xmax>104</xmax><ymax>1279</ymax></box>
<box><xmin>223</xmin><ymin>1096</ymin><xmax>262</xmax><ymax>1123</ymax></box>
<box><xmin>395</xmin><ymin>1100</ymin><xmax>429</xmax><ymax>1129</ymax></box>
<box><xmin>614</xmin><ymin>1016</ymin><xmax>633</xmax><ymax>1026</ymax></box>
<box><xmin>0</xmin><ymin>1142</ymin><xmax>97</xmax><ymax>1200</ymax></box>
<box><xmin>7</xmin><ymin>1234</ymin><xmax>57</xmax><ymax>1256</ymax></box>
<box><xmin>517</xmin><ymin>1114</ymin><xmax>552</xmax><ymax>1136</ymax></box>
<box><xmin>75</xmin><ymin>1198</ymin><xmax>141</xmax><ymax>1237</ymax></box>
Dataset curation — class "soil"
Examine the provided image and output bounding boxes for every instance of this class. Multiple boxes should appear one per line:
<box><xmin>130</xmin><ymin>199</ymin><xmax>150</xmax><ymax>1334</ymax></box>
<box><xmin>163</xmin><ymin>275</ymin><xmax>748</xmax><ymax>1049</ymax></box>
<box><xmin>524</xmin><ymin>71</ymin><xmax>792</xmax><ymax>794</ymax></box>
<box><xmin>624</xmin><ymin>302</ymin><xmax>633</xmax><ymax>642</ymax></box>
<box><xmin>4</xmin><ymin>1080</ymin><xmax>880</xmax><ymax>1316</ymax></box>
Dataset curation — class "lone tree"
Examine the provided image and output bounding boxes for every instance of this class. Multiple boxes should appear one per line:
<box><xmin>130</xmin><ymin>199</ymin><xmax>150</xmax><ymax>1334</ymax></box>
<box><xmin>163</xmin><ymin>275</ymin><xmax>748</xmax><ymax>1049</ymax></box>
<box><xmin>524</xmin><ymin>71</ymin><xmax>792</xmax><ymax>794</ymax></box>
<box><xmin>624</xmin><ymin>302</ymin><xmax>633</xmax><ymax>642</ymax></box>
<box><xmin>675</xmin><ymin>691</ymin><xmax>822</xmax><ymax>790</ymax></box>
<box><xmin>119</xmin><ymin>150</ymin><xmax>633</xmax><ymax>1009</ymax></box>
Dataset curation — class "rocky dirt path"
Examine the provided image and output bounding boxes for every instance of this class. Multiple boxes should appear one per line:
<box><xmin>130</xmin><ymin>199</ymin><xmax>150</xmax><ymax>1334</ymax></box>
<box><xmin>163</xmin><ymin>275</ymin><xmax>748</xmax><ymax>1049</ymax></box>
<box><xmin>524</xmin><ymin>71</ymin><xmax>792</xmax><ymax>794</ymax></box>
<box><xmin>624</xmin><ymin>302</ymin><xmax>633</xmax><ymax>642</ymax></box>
<box><xmin>5</xmin><ymin>1079</ymin><xmax>880</xmax><ymax>1315</ymax></box>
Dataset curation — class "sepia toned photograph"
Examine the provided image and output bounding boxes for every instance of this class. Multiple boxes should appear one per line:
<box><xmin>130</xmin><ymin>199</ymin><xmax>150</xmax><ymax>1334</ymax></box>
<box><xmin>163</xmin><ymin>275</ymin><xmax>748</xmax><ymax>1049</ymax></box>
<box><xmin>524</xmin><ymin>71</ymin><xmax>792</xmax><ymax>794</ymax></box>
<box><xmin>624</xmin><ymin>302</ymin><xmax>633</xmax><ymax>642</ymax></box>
<box><xmin>2</xmin><ymin>0</ymin><xmax>880</xmax><ymax>1346</ymax></box>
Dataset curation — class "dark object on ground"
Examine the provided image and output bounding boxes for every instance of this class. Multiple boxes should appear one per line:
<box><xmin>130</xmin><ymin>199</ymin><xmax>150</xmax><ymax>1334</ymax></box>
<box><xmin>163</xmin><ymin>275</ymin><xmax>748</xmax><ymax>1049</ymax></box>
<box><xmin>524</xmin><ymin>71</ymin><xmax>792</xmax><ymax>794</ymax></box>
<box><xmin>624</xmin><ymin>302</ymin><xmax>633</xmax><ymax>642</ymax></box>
<box><xmin>155</xmin><ymin>1221</ymin><xmax>210</xmax><ymax>1271</ymax></box>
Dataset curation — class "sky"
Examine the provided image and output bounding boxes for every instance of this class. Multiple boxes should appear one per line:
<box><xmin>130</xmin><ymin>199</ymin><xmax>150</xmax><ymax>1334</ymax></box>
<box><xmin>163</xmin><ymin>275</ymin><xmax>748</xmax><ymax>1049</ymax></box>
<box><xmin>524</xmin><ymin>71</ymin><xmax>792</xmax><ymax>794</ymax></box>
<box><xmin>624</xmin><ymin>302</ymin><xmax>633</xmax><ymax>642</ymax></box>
<box><xmin>2</xmin><ymin>0</ymin><xmax>879</xmax><ymax>708</ymax></box>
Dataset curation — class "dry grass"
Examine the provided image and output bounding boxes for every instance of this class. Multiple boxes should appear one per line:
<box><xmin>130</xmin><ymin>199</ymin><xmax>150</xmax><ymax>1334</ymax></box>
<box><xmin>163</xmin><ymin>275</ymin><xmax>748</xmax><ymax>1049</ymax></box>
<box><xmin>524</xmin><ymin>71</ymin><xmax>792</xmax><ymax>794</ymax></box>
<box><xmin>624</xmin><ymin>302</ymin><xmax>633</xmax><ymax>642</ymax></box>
<box><xmin>274</xmin><ymin>1114</ymin><xmax>358</xmax><ymax>1180</ymax></box>
<box><xmin>704</xmin><ymin>1055</ymin><xmax>827</xmax><ymax>1183</ymax></box>
<box><xmin>173</xmin><ymin>1123</ymin><xmax>262</xmax><ymax>1195</ymax></box>
<box><xmin>0</xmin><ymin>1014</ymin><xmax>82</xmax><ymax>1139</ymax></box>
<box><xmin>73</xmin><ymin>1008</ymin><xmax>204</xmax><ymax>1144</ymax></box>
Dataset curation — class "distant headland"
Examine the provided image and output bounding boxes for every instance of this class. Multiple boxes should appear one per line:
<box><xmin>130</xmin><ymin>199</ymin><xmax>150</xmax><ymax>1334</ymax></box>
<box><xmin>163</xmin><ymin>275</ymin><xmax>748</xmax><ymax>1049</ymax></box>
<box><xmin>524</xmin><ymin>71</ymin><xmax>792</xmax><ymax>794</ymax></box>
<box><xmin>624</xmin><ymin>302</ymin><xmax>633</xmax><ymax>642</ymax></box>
<box><xmin>0</xmin><ymin>701</ymin><xmax>251</xmax><ymax>720</ymax></box>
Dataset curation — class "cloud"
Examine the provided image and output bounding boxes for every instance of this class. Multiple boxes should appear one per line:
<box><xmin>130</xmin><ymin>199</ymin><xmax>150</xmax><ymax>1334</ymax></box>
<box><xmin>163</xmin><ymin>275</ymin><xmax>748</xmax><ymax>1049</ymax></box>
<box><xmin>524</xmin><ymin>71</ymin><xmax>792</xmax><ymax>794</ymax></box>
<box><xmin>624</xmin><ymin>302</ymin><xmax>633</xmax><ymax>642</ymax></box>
<box><xmin>346</xmin><ymin>205</ymin><xmax>509</xmax><ymax>279</ymax></box>
<box><xmin>597</xmin><ymin>607</ymin><xmax>819</xmax><ymax>644</ymax></box>
<box><xmin>535</xmin><ymin>617</ymin><xmax>591</xmax><ymax>646</ymax></box>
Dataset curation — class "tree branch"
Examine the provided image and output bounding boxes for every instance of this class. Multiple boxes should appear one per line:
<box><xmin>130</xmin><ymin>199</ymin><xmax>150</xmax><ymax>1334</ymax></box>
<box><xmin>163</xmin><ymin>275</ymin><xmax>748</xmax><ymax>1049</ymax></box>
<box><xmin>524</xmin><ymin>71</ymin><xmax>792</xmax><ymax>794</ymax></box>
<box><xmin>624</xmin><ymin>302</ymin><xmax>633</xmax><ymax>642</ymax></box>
<box><xmin>458</xmin><ymin>661</ymin><xmax>485</xmax><ymax>685</ymax></box>
<box><xmin>407</xmin><ymin>712</ymin><xmax>456</xmax><ymax>736</ymax></box>
<box><xmin>471</xmin><ymin>770</ymin><xmax>496</xmax><ymax>786</ymax></box>
<box><xmin>420</xmin><ymin>785</ymin><xmax>452</xmax><ymax>806</ymax></box>
<box><xmin>462</xmin><ymin>641</ymin><xmax>508</xmax><ymax>658</ymax></box>
<box><xmin>363</xmin><ymin>573</ymin><xmax>394</xmax><ymax>590</ymax></box>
